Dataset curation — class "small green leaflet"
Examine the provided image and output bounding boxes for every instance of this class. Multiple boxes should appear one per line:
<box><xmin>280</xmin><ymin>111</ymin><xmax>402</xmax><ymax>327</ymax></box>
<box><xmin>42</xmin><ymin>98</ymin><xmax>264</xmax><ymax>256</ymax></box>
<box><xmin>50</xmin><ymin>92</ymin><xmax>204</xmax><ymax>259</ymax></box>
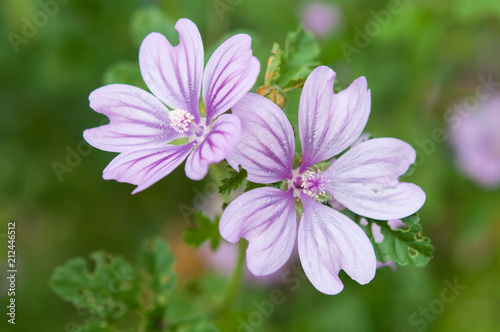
<box><xmin>218</xmin><ymin>166</ymin><xmax>247</xmax><ymax>195</ymax></box>
<box><xmin>183</xmin><ymin>213</ymin><xmax>221</xmax><ymax>250</ymax></box>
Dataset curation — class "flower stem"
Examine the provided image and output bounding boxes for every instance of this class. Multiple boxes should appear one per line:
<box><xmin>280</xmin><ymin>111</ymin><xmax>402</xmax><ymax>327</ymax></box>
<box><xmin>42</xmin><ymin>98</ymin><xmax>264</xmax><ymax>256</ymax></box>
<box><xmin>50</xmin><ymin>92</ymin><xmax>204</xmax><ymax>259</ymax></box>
<box><xmin>224</xmin><ymin>240</ymin><xmax>247</xmax><ymax>307</ymax></box>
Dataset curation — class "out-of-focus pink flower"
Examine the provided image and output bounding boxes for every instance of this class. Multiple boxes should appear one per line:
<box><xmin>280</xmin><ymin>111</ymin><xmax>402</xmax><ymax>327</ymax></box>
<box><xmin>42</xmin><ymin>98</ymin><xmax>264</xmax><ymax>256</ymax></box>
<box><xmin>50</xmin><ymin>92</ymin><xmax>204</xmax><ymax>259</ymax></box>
<box><xmin>449</xmin><ymin>95</ymin><xmax>500</xmax><ymax>188</ymax></box>
<box><xmin>300</xmin><ymin>2</ymin><xmax>342</xmax><ymax>38</ymax></box>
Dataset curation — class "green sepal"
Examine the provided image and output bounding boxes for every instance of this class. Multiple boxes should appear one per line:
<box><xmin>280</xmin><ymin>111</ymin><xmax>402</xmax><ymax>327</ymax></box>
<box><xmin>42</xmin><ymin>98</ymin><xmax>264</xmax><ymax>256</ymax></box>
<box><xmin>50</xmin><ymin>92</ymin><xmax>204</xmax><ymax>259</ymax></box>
<box><xmin>244</xmin><ymin>180</ymin><xmax>283</xmax><ymax>193</ymax></box>
<box><xmin>256</xmin><ymin>85</ymin><xmax>288</xmax><ymax>109</ymax></box>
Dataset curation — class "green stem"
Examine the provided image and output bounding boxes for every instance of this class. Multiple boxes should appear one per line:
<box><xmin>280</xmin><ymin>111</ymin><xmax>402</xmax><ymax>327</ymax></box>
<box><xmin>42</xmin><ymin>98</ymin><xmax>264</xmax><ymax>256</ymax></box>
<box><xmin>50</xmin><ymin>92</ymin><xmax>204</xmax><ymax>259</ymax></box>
<box><xmin>223</xmin><ymin>240</ymin><xmax>247</xmax><ymax>307</ymax></box>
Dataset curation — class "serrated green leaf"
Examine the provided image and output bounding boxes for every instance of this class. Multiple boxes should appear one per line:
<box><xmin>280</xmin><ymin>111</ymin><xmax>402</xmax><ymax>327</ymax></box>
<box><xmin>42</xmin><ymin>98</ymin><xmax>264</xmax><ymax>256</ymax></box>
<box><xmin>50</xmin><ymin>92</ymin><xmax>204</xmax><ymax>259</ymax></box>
<box><xmin>103</xmin><ymin>61</ymin><xmax>146</xmax><ymax>89</ymax></box>
<box><xmin>368</xmin><ymin>214</ymin><xmax>434</xmax><ymax>267</ymax></box>
<box><xmin>183</xmin><ymin>213</ymin><xmax>221</xmax><ymax>250</ymax></box>
<box><xmin>130</xmin><ymin>6</ymin><xmax>177</xmax><ymax>48</ymax></box>
<box><xmin>218</xmin><ymin>166</ymin><xmax>247</xmax><ymax>195</ymax></box>
<box><xmin>49</xmin><ymin>252</ymin><xmax>136</xmax><ymax>320</ymax></box>
<box><xmin>138</xmin><ymin>237</ymin><xmax>177</xmax><ymax>312</ymax></box>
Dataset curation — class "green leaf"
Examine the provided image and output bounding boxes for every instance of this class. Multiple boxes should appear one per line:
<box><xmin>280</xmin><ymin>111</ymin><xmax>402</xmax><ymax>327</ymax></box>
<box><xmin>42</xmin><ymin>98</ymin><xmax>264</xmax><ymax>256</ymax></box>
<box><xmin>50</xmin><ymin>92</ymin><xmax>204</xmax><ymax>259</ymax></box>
<box><xmin>49</xmin><ymin>251</ymin><xmax>136</xmax><ymax>320</ymax></box>
<box><xmin>130</xmin><ymin>6</ymin><xmax>177</xmax><ymax>48</ymax></box>
<box><xmin>103</xmin><ymin>61</ymin><xmax>146</xmax><ymax>89</ymax></box>
<box><xmin>258</xmin><ymin>26</ymin><xmax>320</xmax><ymax>94</ymax></box>
<box><xmin>218</xmin><ymin>166</ymin><xmax>247</xmax><ymax>196</ymax></box>
<box><xmin>281</xmin><ymin>26</ymin><xmax>320</xmax><ymax>89</ymax></box>
<box><xmin>183</xmin><ymin>213</ymin><xmax>221</xmax><ymax>250</ymax></box>
<box><xmin>363</xmin><ymin>214</ymin><xmax>434</xmax><ymax>267</ymax></box>
<box><xmin>138</xmin><ymin>237</ymin><xmax>177</xmax><ymax>313</ymax></box>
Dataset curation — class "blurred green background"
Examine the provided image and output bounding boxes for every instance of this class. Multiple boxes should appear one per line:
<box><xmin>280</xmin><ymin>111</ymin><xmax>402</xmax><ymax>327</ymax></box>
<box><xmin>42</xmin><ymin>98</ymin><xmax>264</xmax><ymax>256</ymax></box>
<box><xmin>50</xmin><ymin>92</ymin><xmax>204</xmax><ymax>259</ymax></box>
<box><xmin>1</xmin><ymin>0</ymin><xmax>499</xmax><ymax>331</ymax></box>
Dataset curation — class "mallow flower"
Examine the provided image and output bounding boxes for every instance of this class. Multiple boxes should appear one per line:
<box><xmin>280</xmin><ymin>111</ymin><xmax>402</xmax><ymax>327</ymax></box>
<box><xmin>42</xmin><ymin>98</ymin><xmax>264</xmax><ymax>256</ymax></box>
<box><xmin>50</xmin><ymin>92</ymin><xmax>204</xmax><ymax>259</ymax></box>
<box><xmin>83</xmin><ymin>18</ymin><xmax>259</xmax><ymax>193</ymax></box>
<box><xmin>219</xmin><ymin>66</ymin><xmax>426</xmax><ymax>294</ymax></box>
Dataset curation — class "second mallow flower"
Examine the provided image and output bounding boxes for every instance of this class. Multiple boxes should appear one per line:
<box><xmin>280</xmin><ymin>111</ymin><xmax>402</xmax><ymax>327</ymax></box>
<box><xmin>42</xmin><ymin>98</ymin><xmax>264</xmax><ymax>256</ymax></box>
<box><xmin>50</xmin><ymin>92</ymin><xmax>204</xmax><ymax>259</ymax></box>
<box><xmin>84</xmin><ymin>18</ymin><xmax>259</xmax><ymax>193</ymax></box>
<box><xmin>219</xmin><ymin>66</ymin><xmax>426</xmax><ymax>295</ymax></box>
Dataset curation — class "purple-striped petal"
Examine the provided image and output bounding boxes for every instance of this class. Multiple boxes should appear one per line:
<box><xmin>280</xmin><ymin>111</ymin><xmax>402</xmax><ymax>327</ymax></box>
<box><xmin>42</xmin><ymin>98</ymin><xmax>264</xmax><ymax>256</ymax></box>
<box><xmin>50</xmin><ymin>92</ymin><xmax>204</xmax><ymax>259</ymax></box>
<box><xmin>103</xmin><ymin>142</ymin><xmax>195</xmax><ymax>194</ymax></box>
<box><xmin>226</xmin><ymin>93</ymin><xmax>295</xmax><ymax>183</ymax></box>
<box><xmin>299</xmin><ymin>66</ymin><xmax>371</xmax><ymax>172</ymax></box>
<box><xmin>84</xmin><ymin>84</ymin><xmax>183</xmax><ymax>152</ymax></box>
<box><xmin>185</xmin><ymin>114</ymin><xmax>241</xmax><ymax>180</ymax></box>
<box><xmin>202</xmin><ymin>34</ymin><xmax>260</xmax><ymax>124</ymax></box>
<box><xmin>324</xmin><ymin>138</ymin><xmax>426</xmax><ymax>220</ymax></box>
<box><xmin>219</xmin><ymin>187</ymin><xmax>297</xmax><ymax>276</ymax></box>
<box><xmin>139</xmin><ymin>19</ymin><xmax>203</xmax><ymax>123</ymax></box>
<box><xmin>298</xmin><ymin>195</ymin><xmax>376</xmax><ymax>295</ymax></box>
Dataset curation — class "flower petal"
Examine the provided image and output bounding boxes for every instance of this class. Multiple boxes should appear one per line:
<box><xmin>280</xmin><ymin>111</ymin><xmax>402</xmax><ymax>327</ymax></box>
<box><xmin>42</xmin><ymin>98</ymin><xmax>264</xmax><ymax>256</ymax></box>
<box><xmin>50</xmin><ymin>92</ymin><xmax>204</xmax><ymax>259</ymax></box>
<box><xmin>185</xmin><ymin>114</ymin><xmax>241</xmax><ymax>180</ymax></box>
<box><xmin>299</xmin><ymin>66</ymin><xmax>371</xmax><ymax>172</ymax></box>
<box><xmin>202</xmin><ymin>34</ymin><xmax>260</xmax><ymax>124</ymax></box>
<box><xmin>219</xmin><ymin>187</ymin><xmax>297</xmax><ymax>276</ymax></box>
<box><xmin>139</xmin><ymin>19</ymin><xmax>203</xmax><ymax>122</ymax></box>
<box><xmin>226</xmin><ymin>93</ymin><xmax>295</xmax><ymax>183</ymax></box>
<box><xmin>103</xmin><ymin>142</ymin><xmax>195</xmax><ymax>194</ymax></box>
<box><xmin>298</xmin><ymin>195</ymin><xmax>376</xmax><ymax>295</ymax></box>
<box><xmin>324</xmin><ymin>138</ymin><xmax>426</xmax><ymax>220</ymax></box>
<box><xmin>84</xmin><ymin>84</ymin><xmax>183</xmax><ymax>152</ymax></box>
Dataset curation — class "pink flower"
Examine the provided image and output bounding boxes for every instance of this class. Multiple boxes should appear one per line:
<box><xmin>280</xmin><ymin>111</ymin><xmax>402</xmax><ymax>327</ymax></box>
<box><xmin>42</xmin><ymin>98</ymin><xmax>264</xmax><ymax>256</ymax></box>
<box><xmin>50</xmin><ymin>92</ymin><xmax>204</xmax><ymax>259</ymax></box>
<box><xmin>83</xmin><ymin>18</ymin><xmax>259</xmax><ymax>193</ymax></box>
<box><xmin>449</xmin><ymin>95</ymin><xmax>500</xmax><ymax>188</ymax></box>
<box><xmin>219</xmin><ymin>66</ymin><xmax>425</xmax><ymax>294</ymax></box>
